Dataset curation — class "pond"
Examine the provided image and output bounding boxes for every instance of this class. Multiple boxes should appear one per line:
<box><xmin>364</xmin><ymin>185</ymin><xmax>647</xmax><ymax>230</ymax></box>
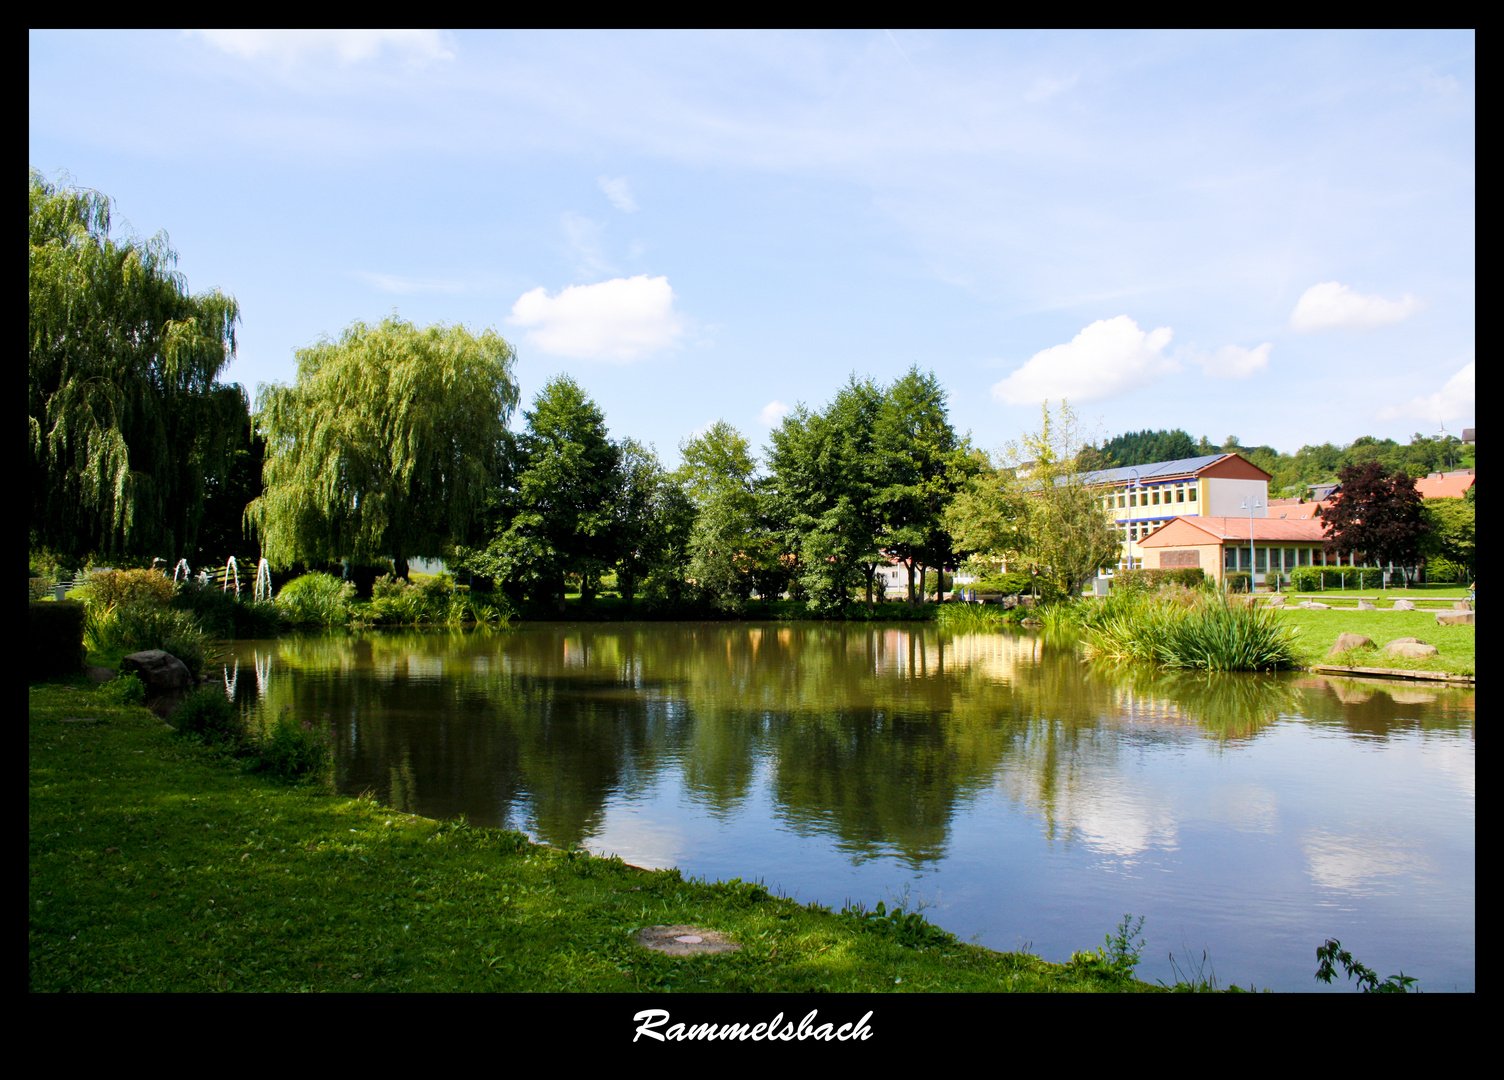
<box><xmin>219</xmin><ymin>622</ymin><xmax>1475</xmax><ymax>992</ymax></box>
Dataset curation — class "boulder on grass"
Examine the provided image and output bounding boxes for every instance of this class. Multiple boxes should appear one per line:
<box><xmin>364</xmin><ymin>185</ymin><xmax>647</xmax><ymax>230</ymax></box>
<box><xmin>1384</xmin><ymin>639</ymin><xmax>1438</xmax><ymax>659</ymax></box>
<box><xmin>1357</xmin><ymin>600</ymin><xmax>1376</xmax><ymax>610</ymax></box>
<box><xmin>1436</xmin><ymin>611</ymin><xmax>1474</xmax><ymax>627</ymax></box>
<box><xmin>1300</xmin><ymin>601</ymin><xmax>1332</xmax><ymax>609</ymax></box>
<box><xmin>1453</xmin><ymin>601</ymin><xmax>1473</xmax><ymax>611</ymax></box>
<box><xmin>1327</xmin><ymin>632</ymin><xmax>1374</xmax><ymax>657</ymax></box>
<box><xmin>121</xmin><ymin>650</ymin><xmax>193</xmax><ymax>692</ymax></box>
<box><xmin>1392</xmin><ymin>599</ymin><xmax>1416</xmax><ymax>610</ymax></box>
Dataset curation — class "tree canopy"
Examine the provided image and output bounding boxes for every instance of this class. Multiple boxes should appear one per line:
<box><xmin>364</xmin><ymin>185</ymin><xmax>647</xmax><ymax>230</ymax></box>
<box><xmin>1321</xmin><ymin>462</ymin><xmax>1428</xmax><ymax>579</ymax></box>
<box><xmin>247</xmin><ymin>316</ymin><xmax>518</xmax><ymax>577</ymax></box>
<box><xmin>29</xmin><ymin>168</ymin><xmax>246</xmax><ymax>562</ymax></box>
<box><xmin>466</xmin><ymin>375</ymin><xmax>621</xmax><ymax>606</ymax></box>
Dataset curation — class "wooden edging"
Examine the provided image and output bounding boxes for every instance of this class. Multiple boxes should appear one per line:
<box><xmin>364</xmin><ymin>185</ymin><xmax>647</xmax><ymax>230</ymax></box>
<box><xmin>1307</xmin><ymin>664</ymin><xmax>1475</xmax><ymax>685</ymax></box>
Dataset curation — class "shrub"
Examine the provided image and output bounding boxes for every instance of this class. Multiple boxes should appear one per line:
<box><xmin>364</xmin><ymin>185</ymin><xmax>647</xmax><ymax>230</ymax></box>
<box><xmin>97</xmin><ymin>671</ymin><xmax>146</xmax><ymax>705</ymax></box>
<box><xmin>172</xmin><ymin>687</ymin><xmax>244</xmax><ymax>745</ymax></box>
<box><xmin>1289</xmin><ymin>567</ymin><xmax>1323</xmax><ymax>592</ymax></box>
<box><xmin>1224</xmin><ymin>572</ymin><xmax>1252</xmax><ymax>593</ymax></box>
<box><xmin>1319</xmin><ymin>566</ymin><xmax>1382</xmax><ymax>589</ymax></box>
<box><xmin>275</xmin><ymin>572</ymin><xmax>354</xmax><ymax>627</ymax></box>
<box><xmin>86</xmin><ymin>603</ymin><xmax>217</xmax><ymax>675</ymax></box>
<box><xmin>1426</xmin><ymin>558</ymin><xmax>1460</xmax><ymax>584</ymax></box>
<box><xmin>248</xmin><ymin>707</ymin><xmax>331</xmax><ymax>780</ymax></box>
<box><xmin>78</xmin><ymin>568</ymin><xmax>176</xmax><ymax>610</ymax></box>
<box><xmin>1082</xmin><ymin>591</ymin><xmax>1299</xmax><ymax>671</ymax></box>
<box><xmin>28</xmin><ymin>599</ymin><xmax>88</xmax><ymax>679</ymax></box>
<box><xmin>1114</xmin><ymin>568</ymin><xmax>1207</xmax><ymax>594</ymax></box>
<box><xmin>172</xmin><ymin>580</ymin><xmax>282</xmax><ymax>638</ymax></box>
<box><xmin>972</xmin><ymin>572</ymin><xmax>1033</xmax><ymax>596</ymax></box>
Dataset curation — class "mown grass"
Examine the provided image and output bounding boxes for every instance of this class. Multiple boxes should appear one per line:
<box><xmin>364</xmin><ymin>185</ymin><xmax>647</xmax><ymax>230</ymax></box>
<box><xmin>1275</xmin><ymin>608</ymin><xmax>1475</xmax><ymax>677</ymax></box>
<box><xmin>30</xmin><ymin>680</ymin><xmax>1176</xmax><ymax>993</ymax></box>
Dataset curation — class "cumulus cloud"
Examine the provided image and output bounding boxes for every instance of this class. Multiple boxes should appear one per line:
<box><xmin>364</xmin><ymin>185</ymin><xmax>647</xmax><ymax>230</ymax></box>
<box><xmin>991</xmin><ymin>316</ymin><xmax>1175</xmax><ymax>405</ymax></box>
<box><xmin>598</xmin><ymin>176</ymin><xmax>638</xmax><ymax>213</ymax></box>
<box><xmin>509</xmin><ymin>275</ymin><xmax>685</xmax><ymax>362</ymax></box>
<box><xmin>1376</xmin><ymin>360</ymin><xmax>1475</xmax><ymax>422</ymax></box>
<box><xmin>1290</xmin><ymin>281</ymin><xmax>1423</xmax><ymax>332</ymax></box>
<box><xmin>1195</xmin><ymin>342</ymin><xmax>1272</xmax><ymax>379</ymax></box>
<box><xmin>190</xmin><ymin>29</ymin><xmax>453</xmax><ymax>66</ymax></box>
<box><xmin>760</xmin><ymin>400</ymin><xmax>791</xmax><ymax>426</ymax></box>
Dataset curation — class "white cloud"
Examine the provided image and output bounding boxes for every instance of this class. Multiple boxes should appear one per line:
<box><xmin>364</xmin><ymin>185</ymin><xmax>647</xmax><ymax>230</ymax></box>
<box><xmin>1290</xmin><ymin>281</ymin><xmax>1423</xmax><ymax>332</ymax></box>
<box><xmin>509</xmin><ymin>275</ymin><xmax>685</xmax><ymax>362</ymax></box>
<box><xmin>598</xmin><ymin>176</ymin><xmax>638</xmax><ymax>213</ymax></box>
<box><xmin>1196</xmin><ymin>342</ymin><xmax>1272</xmax><ymax>380</ymax></box>
<box><xmin>760</xmin><ymin>400</ymin><xmax>790</xmax><ymax>426</ymax></box>
<box><xmin>190</xmin><ymin>29</ymin><xmax>453</xmax><ymax>66</ymax></box>
<box><xmin>991</xmin><ymin>316</ymin><xmax>1175</xmax><ymax>405</ymax></box>
<box><xmin>1376</xmin><ymin>360</ymin><xmax>1475</xmax><ymax>422</ymax></box>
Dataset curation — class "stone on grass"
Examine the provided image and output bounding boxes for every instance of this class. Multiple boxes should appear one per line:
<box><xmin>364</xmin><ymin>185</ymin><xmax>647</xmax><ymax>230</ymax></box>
<box><xmin>121</xmin><ymin>650</ymin><xmax>193</xmax><ymax>692</ymax></box>
<box><xmin>1392</xmin><ymin>599</ymin><xmax>1416</xmax><ymax>610</ymax></box>
<box><xmin>1327</xmin><ymin>633</ymin><xmax>1374</xmax><ymax>657</ymax></box>
<box><xmin>1454</xmin><ymin>601</ymin><xmax>1473</xmax><ymax>611</ymax></box>
<box><xmin>1266</xmin><ymin>595</ymin><xmax>1287</xmax><ymax>608</ymax></box>
<box><xmin>1357</xmin><ymin>600</ymin><xmax>1376</xmax><ymax>610</ymax></box>
<box><xmin>1435</xmin><ymin>611</ymin><xmax>1474</xmax><ymax>626</ymax></box>
<box><xmin>1383</xmin><ymin>639</ymin><xmax>1438</xmax><ymax>659</ymax></box>
<box><xmin>634</xmin><ymin>924</ymin><xmax>742</xmax><ymax>956</ymax></box>
<box><xmin>1300</xmin><ymin>601</ymin><xmax>1331</xmax><ymax>609</ymax></box>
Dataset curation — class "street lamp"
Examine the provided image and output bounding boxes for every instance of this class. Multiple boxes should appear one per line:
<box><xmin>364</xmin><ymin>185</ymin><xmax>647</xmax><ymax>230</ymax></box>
<box><xmin>1241</xmin><ymin>496</ymin><xmax>1264</xmax><ymax>589</ymax></box>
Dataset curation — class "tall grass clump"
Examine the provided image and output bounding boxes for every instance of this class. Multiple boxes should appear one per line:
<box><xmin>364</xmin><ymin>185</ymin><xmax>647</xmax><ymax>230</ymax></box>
<box><xmin>1082</xmin><ymin>591</ymin><xmax>1298</xmax><ymax>672</ymax></box>
<box><xmin>171</xmin><ymin>580</ymin><xmax>282</xmax><ymax>638</ymax></box>
<box><xmin>936</xmin><ymin>602</ymin><xmax>1015</xmax><ymax>633</ymax></box>
<box><xmin>77</xmin><ymin>570</ymin><xmax>218</xmax><ymax>675</ymax></box>
<box><xmin>275</xmin><ymin>572</ymin><xmax>354</xmax><ymax>627</ymax></box>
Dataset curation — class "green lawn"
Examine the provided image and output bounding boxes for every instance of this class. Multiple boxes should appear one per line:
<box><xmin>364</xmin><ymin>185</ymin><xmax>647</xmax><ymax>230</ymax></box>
<box><xmin>1276</xmin><ymin>608</ymin><xmax>1474</xmax><ymax>676</ymax></box>
<box><xmin>30</xmin><ymin>680</ymin><xmax>1187</xmax><ymax>993</ymax></box>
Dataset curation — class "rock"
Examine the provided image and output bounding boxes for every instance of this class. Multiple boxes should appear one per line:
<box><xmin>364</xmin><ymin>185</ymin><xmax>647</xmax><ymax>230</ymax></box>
<box><xmin>1357</xmin><ymin>600</ymin><xmax>1376</xmax><ymax>610</ymax></box>
<box><xmin>634</xmin><ymin>924</ymin><xmax>741</xmax><ymax>957</ymax></box>
<box><xmin>1020</xmin><ymin>616</ymin><xmax>1043</xmax><ymax>628</ymax></box>
<box><xmin>1435</xmin><ymin>611</ymin><xmax>1474</xmax><ymax>626</ymax></box>
<box><xmin>1266</xmin><ymin>595</ymin><xmax>1287</xmax><ymax>607</ymax></box>
<box><xmin>1453</xmin><ymin>601</ymin><xmax>1473</xmax><ymax>611</ymax></box>
<box><xmin>1384</xmin><ymin>640</ymin><xmax>1438</xmax><ymax>659</ymax></box>
<box><xmin>120</xmin><ymin>650</ymin><xmax>193</xmax><ymax>692</ymax></box>
<box><xmin>1392</xmin><ymin>599</ymin><xmax>1416</xmax><ymax>610</ymax></box>
<box><xmin>1301</xmin><ymin>601</ymin><xmax>1331</xmax><ymax>609</ymax></box>
<box><xmin>1327</xmin><ymin>632</ymin><xmax>1374</xmax><ymax>657</ymax></box>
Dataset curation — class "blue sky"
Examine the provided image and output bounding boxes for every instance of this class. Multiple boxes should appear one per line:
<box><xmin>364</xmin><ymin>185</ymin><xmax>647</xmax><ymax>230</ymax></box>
<box><xmin>30</xmin><ymin>30</ymin><xmax>1474</xmax><ymax>468</ymax></box>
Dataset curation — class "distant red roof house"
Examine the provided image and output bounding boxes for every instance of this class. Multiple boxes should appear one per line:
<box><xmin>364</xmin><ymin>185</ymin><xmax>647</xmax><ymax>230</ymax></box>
<box><xmin>1138</xmin><ymin>516</ymin><xmax>1332</xmax><ymax>584</ymax></box>
<box><xmin>1414</xmin><ymin>473</ymin><xmax>1475</xmax><ymax>499</ymax></box>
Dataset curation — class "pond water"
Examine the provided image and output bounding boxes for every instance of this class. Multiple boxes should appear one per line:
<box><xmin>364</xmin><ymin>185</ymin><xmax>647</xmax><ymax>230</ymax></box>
<box><xmin>219</xmin><ymin>622</ymin><xmax>1474</xmax><ymax>992</ymax></box>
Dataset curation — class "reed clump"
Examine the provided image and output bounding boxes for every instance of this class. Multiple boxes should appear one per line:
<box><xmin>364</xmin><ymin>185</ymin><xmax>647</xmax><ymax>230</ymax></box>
<box><xmin>1081</xmin><ymin>590</ymin><xmax>1298</xmax><ymax>672</ymax></box>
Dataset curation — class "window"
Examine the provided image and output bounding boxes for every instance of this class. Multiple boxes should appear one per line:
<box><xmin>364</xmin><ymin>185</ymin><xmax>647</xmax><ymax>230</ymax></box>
<box><xmin>1152</xmin><ymin>490</ymin><xmax>1161</xmax><ymax>505</ymax></box>
<box><xmin>1176</xmin><ymin>486</ymin><xmax>1185</xmax><ymax>503</ymax></box>
<box><xmin>1284</xmin><ymin>548</ymin><xmax>1296</xmax><ymax>572</ymax></box>
<box><xmin>1255</xmin><ymin>548</ymin><xmax>1268</xmax><ymax>573</ymax></box>
<box><xmin>1188</xmin><ymin>487</ymin><xmax>1197</xmax><ymax>502</ymax></box>
<box><xmin>1225</xmin><ymin>547</ymin><xmax>1238</xmax><ymax>570</ymax></box>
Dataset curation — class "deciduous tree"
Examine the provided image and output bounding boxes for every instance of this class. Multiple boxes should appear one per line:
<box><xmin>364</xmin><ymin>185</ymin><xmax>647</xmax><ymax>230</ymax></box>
<box><xmin>29</xmin><ymin>169</ymin><xmax>246</xmax><ymax>562</ymax></box>
<box><xmin>247</xmin><ymin>316</ymin><xmax>517</xmax><ymax>578</ymax></box>
<box><xmin>1322</xmin><ymin>462</ymin><xmax>1428</xmax><ymax>583</ymax></box>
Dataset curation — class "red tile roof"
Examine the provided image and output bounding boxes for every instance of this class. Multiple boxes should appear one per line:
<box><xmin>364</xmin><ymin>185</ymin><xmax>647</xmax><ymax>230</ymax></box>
<box><xmin>1140</xmin><ymin>516</ymin><xmax>1328</xmax><ymax>546</ymax></box>
<box><xmin>1414</xmin><ymin>474</ymin><xmax>1475</xmax><ymax>499</ymax></box>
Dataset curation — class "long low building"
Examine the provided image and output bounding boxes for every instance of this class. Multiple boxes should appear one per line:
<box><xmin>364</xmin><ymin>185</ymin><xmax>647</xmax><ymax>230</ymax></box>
<box><xmin>1136</xmin><ymin>516</ymin><xmax>1343</xmax><ymax>585</ymax></box>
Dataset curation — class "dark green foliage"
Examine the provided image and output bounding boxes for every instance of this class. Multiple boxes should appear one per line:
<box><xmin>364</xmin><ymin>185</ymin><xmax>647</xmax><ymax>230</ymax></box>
<box><xmin>171</xmin><ymin>580</ymin><xmax>281</xmax><ymax>637</ymax></box>
<box><xmin>1225</xmin><ymin>572</ymin><xmax>1252</xmax><ymax>593</ymax></box>
<box><xmin>29</xmin><ymin>600</ymin><xmax>87</xmax><ymax>679</ymax></box>
<box><xmin>1315</xmin><ymin>939</ymin><xmax>1419</xmax><ymax>993</ymax></box>
<box><xmin>1289</xmin><ymin>566</ymin><xmax>1323</xmax><ymax>592</ymax></box>
<box><xmin>98</xmin><ymin>671</ymin><xmax>145</xmax><ymax>705</ymax></box>
<box><xmin>274</xmin><ymin>572</ymin><xmax>353</xmax><ymax>627</ymax></box>
<box><xmin>1319</xmin><ymin>566</ymin><xmax>1383</xmax><ymax>589</ymax></box>
<box><xmin>30</xmin><ymin>169</ymin><xmax>247</xmax><ymax>562</ymax></box>
<box><xmin>970</xmin><ymin>571</ymin><xmax>1033</xmax><ymax>596</ymax></box>
<box><xmin>839</xmin><ymin>899</ymin><xmax>958</xmax><ymax>948</ymax></box>
<box><xmin>1068</xmin><ymin>914</ymin><xmax>1146</xmax><ymax>981</ymax></box>
<box><xmin>172</xmin><ymin>687</ymin><xmax>243</xmax><ymax>746</ymax></box>
<box><xmin>1094</xmin><ymin>429</ymin><xmax>1200</xmax><ymax>468</ymax></box>
<box><xmin>246</xmin><ymin>707</ymin><xmax>331</xmax><ymax>780</ymax></box>
<box><xmin>1112</xmin><ymin>568</ymin><xmax>1206</xmax><ymax>593</ymax></box>
<box><xmin>1425</xmin><ymin>558</ymin><xmax>1461</xmax><ymax>584</ymax></box>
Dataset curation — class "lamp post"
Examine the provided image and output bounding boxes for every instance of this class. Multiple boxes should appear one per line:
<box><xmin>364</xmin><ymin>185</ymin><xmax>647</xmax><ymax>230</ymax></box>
<box><xmin>1241</xmin><ymin>496</ymin><xmax>1264</xmax><ymax>589</ymax></box>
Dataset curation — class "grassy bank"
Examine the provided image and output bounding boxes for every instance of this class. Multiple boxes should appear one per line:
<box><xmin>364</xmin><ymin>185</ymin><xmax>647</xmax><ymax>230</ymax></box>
<box><xmin>1275</xmin><ymin>608</ymin><xmax>1475</xmax><ymax>677</ymax></box>
<box><xmin>30</xmin><ymin>680</ymin><xmax>1175</xmax><ymax>993</ymax></box>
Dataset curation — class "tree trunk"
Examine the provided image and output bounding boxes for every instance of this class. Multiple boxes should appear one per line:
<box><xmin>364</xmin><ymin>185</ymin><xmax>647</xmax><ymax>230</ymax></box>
<box><xmin>393</xmin><ymin>554</ymin><xmax>409</xmax><ymax>581</ymax></box>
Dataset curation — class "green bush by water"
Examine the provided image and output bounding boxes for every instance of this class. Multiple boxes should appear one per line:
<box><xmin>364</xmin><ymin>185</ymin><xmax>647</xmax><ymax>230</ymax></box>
<box><xmin>1082</xmin><ymin>591</ymin><xmax>1299</xmax><ymax>671</ymax></box>
<box><xmin>275</xmin><ymin>572</ymin><xmax>355</xmax><ymax>627</ymax></box>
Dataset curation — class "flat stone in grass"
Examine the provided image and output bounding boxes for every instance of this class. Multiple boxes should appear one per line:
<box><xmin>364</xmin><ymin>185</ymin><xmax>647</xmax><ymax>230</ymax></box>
<box><xmin>1300</xmin><ymin>601</ymin><xmax>1331</xmax><ymax>609</ymax></box>
<box><xmin>1436</xmin><ymin>611</ymin><xmax>1474</xmax><ymax>626</ymax></box>
<box><xmin>1357</xmin><ymin>600</ymin><xmax>1376</xmax><ymax>610</ymax></box>
<box><xmin>1327</xmin><ymin>632</ymin><xmax>1374</xmax><ymax>657</ymax></box>
<box><xmin>1384</xmin><ymin>638</ymin><xmax>1439</xmax><ymax>659</ymax></box>
<box><xmin>1454</xmin><ymin>601</ymin><xmax>1473</xmax><ymax>611</ymax></box>
<box><xmin>1392</xmin><ymin>599</ymin><xmax>1416</xmax><ymax>610</ymax></box>
<box><xmin>634</xmin><ymin>924</ymin><xmax>742</xmax><ymax>957</ymax></box>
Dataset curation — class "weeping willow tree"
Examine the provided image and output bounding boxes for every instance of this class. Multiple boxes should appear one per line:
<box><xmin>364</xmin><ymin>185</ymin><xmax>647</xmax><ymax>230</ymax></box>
<box><xmin>29</xmin><ymin>168</ymin><xmax>247</xmax><ymax>562</ymax></box>
<box><xmin>247</xmin><ymin>317</ymin><xmax>518</xmax><ymax>579</ymax></box>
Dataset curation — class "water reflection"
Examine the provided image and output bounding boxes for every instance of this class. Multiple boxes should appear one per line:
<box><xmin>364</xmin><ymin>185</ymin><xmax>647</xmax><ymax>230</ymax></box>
<box><xmin>221</xmin><ymin>622</ymin><xmax>1473</xmax><ymax>990</ymax></box>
